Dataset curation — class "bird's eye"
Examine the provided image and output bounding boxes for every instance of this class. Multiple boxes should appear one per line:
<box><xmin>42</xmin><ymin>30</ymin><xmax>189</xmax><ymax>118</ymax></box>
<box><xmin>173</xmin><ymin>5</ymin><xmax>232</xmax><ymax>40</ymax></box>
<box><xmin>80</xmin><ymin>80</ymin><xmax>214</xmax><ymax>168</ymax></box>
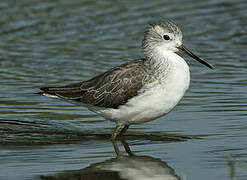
<box><xmin>163</xmin><ymin>35</ymin><xmax>170</xmax><ymax>40</ymax></box>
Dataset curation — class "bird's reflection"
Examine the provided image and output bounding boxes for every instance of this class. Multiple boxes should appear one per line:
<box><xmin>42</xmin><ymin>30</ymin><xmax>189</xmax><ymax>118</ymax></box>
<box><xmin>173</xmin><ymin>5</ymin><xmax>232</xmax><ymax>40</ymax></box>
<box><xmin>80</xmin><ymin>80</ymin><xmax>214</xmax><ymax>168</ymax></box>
<box><xmin>40</xmin><ymin>140</ymin><xmax>180</xmax><ymax>180</ymax></box>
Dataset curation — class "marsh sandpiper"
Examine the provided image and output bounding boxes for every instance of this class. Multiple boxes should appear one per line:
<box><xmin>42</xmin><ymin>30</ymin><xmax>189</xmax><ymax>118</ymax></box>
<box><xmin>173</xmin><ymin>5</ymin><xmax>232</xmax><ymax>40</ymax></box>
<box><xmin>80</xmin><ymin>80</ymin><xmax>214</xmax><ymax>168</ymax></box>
<box><xmin>38</xmin><ymin>20</ymin><xmax>213</xmax><ymax>141</ymax></box>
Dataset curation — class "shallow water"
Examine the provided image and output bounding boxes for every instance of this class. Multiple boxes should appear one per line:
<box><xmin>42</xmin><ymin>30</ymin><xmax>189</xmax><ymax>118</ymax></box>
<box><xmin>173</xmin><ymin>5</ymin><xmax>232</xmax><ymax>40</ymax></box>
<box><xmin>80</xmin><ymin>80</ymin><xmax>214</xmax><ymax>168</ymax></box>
<box><xmin>1</xmin><ymin>0</ymin><xmax>247</xmax><ymax>179</ymax></box>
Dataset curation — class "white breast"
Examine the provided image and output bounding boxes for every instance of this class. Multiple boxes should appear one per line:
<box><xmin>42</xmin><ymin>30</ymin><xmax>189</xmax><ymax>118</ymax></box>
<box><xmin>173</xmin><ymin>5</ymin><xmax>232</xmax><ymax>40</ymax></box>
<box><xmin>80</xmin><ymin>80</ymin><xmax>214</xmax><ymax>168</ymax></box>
<box><xmin>93</xmin><ymin>52</ymin><xmax>190</xmax><ymax>125</ymax></box>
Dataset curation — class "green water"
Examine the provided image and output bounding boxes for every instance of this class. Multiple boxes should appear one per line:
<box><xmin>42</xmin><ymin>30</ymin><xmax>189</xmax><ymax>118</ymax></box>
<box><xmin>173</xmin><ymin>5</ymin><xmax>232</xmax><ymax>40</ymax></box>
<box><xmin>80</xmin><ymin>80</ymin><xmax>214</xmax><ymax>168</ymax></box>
<box><xmin>1</xmin><ymin>0</ymin><xmax>247</xmax><ymax>179</ymax></box>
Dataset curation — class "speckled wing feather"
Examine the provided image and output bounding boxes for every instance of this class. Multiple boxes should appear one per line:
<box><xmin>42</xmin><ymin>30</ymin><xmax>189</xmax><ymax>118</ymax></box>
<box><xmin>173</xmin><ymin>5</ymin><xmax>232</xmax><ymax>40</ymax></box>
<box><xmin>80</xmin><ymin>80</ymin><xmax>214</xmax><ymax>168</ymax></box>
<box><xmin>40</xmin><ymin>59</ymin><xmax>151</xmax><ymax>109</ymax></box>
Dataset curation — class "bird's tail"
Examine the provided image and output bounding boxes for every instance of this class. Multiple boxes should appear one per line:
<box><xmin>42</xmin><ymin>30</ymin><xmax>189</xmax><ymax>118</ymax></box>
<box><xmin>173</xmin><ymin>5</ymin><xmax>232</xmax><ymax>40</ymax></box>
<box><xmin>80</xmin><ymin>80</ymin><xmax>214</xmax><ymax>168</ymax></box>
<box><xmin>36</xmin><ymin>84</ymin><xmax>83</xmax><ymax>100</ymax></box>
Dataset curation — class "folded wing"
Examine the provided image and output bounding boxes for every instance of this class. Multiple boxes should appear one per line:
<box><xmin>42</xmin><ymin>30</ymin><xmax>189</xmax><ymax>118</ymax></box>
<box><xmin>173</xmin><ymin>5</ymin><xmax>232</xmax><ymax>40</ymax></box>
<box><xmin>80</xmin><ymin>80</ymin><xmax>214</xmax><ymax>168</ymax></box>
<box><xmin>40</xmin><ymin>59</ymin><xmax>150</xmax><ymax>109</ymax></box>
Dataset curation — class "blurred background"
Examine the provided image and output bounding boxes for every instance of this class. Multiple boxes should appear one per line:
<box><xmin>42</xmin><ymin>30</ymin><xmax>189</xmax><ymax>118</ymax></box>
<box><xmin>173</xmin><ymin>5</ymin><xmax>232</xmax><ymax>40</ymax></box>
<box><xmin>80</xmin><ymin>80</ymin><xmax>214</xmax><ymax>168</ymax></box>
<box><xmin>0</xmin><ymin>0</ymin><xmax>247</xmax><ymax>179</ymax></box>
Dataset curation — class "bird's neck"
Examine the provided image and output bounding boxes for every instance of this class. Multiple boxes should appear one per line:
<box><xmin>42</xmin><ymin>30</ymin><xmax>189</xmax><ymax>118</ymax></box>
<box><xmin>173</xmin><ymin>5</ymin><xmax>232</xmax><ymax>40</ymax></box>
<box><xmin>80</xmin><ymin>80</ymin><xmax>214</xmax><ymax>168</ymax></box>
<box><xmin>143</xmin><ymin>47</ymin><xmax>172</xmax><ymax>71</ymax></box>
<box><xmin>143</xmin><ymin>47</ymin><xmax>188</xmax><ymax>79</ymax></box>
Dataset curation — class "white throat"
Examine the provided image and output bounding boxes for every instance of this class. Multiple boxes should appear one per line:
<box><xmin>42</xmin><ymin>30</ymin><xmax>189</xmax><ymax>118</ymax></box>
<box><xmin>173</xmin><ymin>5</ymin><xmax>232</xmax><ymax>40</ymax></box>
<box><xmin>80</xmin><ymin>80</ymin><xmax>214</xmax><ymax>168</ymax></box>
<box><xmin>144</xmin><ymin>46</ymin><xmax>189</xmax><ymax>80</ymax></box>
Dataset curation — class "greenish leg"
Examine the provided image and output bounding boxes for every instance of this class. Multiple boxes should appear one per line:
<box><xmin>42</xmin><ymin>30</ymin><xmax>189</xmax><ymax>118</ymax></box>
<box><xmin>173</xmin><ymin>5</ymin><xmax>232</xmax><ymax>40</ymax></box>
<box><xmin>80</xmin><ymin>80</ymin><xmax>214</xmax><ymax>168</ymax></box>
<box><xmin>112</xmin><ymin>140</ymin><xmax>120</xmax><ymax>156</ymax></box>
<box><xmin>121</xmin><ymin>140</ymin><xmax>134</xmax><ymax>156</ymax></box>
<box><xmin>110</xmin><ymin>125</ymin><xmax>121</xmax><ymax>141</ymax></box>
<box><xmin>119</xmin><ymin>125</ymin><xmax>130</xmax><ymax>136</ymax></box>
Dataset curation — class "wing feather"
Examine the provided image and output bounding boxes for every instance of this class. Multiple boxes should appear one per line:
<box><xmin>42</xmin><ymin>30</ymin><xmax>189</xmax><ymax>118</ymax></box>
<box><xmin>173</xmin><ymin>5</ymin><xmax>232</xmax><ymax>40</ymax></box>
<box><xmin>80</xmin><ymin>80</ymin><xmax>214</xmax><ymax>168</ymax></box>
<box><xmin>40</xmin><ymin>59</ymin><xmax>151</xmax><ymax>109</ymax></box>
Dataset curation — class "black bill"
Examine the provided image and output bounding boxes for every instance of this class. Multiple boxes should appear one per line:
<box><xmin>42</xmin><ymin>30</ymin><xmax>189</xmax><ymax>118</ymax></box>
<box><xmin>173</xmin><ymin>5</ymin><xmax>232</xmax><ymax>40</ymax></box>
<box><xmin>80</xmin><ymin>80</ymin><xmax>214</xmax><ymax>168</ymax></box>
<box><xmin>177</xmin><ymin>44</ymin><xmax>213</xmax><ymax>69</ymax></box>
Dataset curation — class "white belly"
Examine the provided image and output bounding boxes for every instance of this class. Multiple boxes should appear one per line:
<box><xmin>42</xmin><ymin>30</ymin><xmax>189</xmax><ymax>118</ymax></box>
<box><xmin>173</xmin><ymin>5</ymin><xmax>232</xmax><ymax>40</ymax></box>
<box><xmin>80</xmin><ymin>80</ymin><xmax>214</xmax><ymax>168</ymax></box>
<box><xmin>93</xmin><ymin>56</ymin><xmax>190</xmax><ymax>125</ymax></box>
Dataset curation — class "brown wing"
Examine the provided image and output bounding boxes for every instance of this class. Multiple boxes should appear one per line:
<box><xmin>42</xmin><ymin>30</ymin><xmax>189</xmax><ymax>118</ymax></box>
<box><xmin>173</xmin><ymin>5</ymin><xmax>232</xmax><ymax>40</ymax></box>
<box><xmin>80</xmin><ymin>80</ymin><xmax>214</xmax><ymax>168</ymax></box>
<box><xmin>40</xmin><ymin>59</ymin><xmax>152</xmax><ymax>109</ymax></box>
